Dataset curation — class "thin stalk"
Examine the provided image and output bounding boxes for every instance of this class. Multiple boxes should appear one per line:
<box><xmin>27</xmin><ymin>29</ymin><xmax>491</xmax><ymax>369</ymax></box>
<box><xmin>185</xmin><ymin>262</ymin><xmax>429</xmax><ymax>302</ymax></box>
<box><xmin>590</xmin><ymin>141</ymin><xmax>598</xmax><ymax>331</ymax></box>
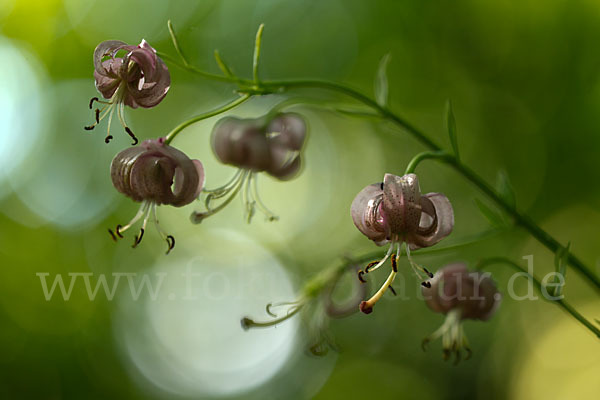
<box><xmin>163</xmin><ymin>94</ymin><xmax>251</xmax><ymax>145</ymax></box>
<box><xmin>477</xmin><ymin>257</ymin><xmax>600</xmax><ymax>338</ymax></box>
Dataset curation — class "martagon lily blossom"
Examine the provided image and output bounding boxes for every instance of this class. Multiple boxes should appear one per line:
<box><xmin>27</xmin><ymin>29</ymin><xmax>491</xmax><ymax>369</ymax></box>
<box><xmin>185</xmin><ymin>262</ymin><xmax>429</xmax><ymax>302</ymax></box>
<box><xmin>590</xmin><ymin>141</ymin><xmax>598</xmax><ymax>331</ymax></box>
<box><xmin>351</xmin><ymin>173</ymin><xmax>454</xmax><ymax>314</ymax></box>
<box><xmin>421</xmin><ymin>263</ymin><xmax>501</xmax><ymax>363</ymax></box>
<box><xmin>191</xmin><ymin>112</ymin><xmax>306</xmax><ymax>223</ymax></box>
<box><xmin>109</xmin><ymin>137</ymin><xmax>204</xmax><ymax>253</ymax></box>
<box><xmin>85</xmin><ymin>39</ymin><xmax>171</xmax><ymax>145</ymax></box>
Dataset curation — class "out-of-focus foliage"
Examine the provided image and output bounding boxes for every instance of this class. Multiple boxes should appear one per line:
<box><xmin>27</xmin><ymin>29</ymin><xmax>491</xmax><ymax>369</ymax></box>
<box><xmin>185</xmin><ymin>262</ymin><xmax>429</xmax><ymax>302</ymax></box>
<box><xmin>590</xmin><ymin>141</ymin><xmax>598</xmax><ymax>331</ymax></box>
<box><xmin>0</xmin><ymin>0</ymin><xmax>599</xmax><ymax>399</ymax></box>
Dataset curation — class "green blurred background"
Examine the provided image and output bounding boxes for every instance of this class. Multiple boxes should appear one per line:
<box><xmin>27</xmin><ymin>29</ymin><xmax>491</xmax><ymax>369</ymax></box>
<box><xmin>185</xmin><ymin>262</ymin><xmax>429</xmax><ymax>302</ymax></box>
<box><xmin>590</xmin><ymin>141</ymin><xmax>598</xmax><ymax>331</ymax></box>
<box><xmin>1</xmin><ymin>0</ymin><xmax>599</xmax><ymax>399</ymax></box>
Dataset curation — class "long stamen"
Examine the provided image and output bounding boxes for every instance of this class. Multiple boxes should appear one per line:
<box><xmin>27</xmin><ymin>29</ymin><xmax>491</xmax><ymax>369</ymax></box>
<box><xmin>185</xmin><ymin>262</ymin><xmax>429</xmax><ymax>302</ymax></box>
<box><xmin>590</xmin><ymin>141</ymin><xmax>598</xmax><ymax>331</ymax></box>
<box><xmin>203</xmin><ymin>169</ymin><xmax>243</xmax><ymax>196</ymax></box>
<box><xmin>241</xmin><ymin>303</ymin><xmax>304</xmax><ymax>330</ymax></box>
<box><xmin>250</xmin><ymin>172</ymin><xmax>278</xmax><ymax>221</ymax></box>
<box><xmin>151</xmin><ymin>203</ymin><xmax>176</xmax><ymax>254</ymax></box>
<box><xmin>265</xmin><ymin>300</ymin><xmax>304</xmax><ymax>317</ymax></box>
<box><xmin>116</xmin><ymin>101</ymin><xmax>138</xmax><ymax>145</ymax></box>
<box><xmin>104</xmin><ymin>105</ymin><xmax>115</xmax><ymax>143</ymax></box>
<box><xmin>204</xmin><ymin>169</ymin><xmax>246</xmax><ymax>211</ymax></box>
<box><xmin>406</xmin><ymin>245</ymin><xmax>433</xmax><ymax>285</ymax></box>
<box><xmin>85</xmin><ymin>102</ymin><xmax>112</xmax><ymax>130</ymax></box>
<box><xmin>132</xmin><ymin>204</ymin><xmax>153</xmax><ymax>248</ymax></box>
<box><xmin>359</xmin><ymin>261</ymin><xmax>398</xmax><ymax>314</ymax></box>
<box><xmin>242</xmin><ymin>171</ymin><xmax>255</xmax><ymax>223</ymax></box>
<box><xmin>363</xmin><ymin>243</ymin><xmax>395</xmax><ymax>276</ymax></box>
<box><xmin>191</xmin><ymin>171</ymin><xmax>249</xmax><ymax>223</ymax></box>
<box><xmin>109</xmin><ymin>201</ymin><xmax>150</xmax><ymax>239</ymax></box>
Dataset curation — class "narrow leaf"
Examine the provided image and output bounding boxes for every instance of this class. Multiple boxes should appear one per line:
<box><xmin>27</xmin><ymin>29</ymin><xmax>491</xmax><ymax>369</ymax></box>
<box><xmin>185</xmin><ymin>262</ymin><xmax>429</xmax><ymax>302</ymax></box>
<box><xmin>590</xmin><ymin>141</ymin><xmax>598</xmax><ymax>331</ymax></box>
<box><xmin>446</xmin><ymin>100</ymin><xmax>460</xmax><ymax>160</ymax></box>
<box><xmin>496</xmin><ymin>170</ymin><xmax>516</xmax><ymax>209</ymax></box>
<box><xmin>474</xmin><ymin>198</ymin><xmax>506</xmax><ymax>229</ymax></box>
<box><xmin>214</xmin><ymin>49</ymin><xmax>234</xmax><ymax>77</ymax></box>
<box><xmin>375</xmin><ymin>53</ymin><xmax>391</xmax><ymax>107</ymax></box>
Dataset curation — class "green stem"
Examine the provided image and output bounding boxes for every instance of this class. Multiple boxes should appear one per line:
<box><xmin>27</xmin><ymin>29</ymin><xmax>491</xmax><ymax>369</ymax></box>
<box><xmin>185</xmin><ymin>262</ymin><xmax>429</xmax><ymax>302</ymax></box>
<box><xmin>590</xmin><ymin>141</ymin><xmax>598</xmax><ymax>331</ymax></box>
<box><xmin>163</xmin><ymin>94</ymin><xmax>251</xmax><ymax>145</ymax></box>
<box><xmin>404</xmin><ymin>150</ymin><xmax>454</xmax><ymax>175</ymax></box>
<box><xmin>477</xmin><ymin>257</ymin><xmax>600</xmax><ymax>339</ymax></box>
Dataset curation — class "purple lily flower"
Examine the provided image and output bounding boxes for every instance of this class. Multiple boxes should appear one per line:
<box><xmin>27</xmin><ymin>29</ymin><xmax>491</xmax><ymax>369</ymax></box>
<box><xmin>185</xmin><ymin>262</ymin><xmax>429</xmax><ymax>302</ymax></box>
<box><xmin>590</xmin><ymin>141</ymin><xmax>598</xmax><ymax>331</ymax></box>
<box><xmin>421</xmin><ymin>263</ymin><xmax>501</xmax><ymax>362</ymax></box>
<box><xmin>350</xmin><ymin>173</ymin><xmax>454</xmax><ymax>314</ymax></box>
<box><xmin>109</xmin><ymin>138</ymin><xmax>204</xmax><ymax>253</ymax></box>
<box><xmin>191</xmin><ymin>112</ymin><xmax>306</xmax><ymax>223</ymax></box>
<box><xmin>85</xmin><ymin>40</ymin><xmax>171</xmax><ymax>145</ymax></box>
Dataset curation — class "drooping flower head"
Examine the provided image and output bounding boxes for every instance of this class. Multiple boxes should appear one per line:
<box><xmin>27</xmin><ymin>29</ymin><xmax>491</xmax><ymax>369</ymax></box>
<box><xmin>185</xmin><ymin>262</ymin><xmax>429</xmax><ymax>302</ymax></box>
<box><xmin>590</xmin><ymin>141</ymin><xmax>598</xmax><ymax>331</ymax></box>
<box><xmin>191</xmin><ymin>112</ymin><xmax>306</xmax><ymax>223</ymax></box>
<box><xmin>351</xmin><ymin>173</ymin><xmax>454</xmax><ymax>314</ymax></box>
<box><xmin>109</xmin><ymin>138</ymin><xmax>204</xmax><ymax>253</ymax></box>
<box><xmin>85</xmin><ymin>40</ymin><xmax>171</xmax><ymax>145</ymax></box>
<box><xmin>421</xmin><ymin>263</ymin><xmax>501</xmax><ymax>362</ymax></box>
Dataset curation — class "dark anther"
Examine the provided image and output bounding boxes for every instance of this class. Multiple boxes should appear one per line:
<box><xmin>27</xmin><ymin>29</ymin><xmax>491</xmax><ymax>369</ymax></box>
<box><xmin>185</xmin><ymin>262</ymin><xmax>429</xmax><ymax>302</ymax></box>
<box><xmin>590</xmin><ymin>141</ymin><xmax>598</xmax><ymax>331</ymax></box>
<box><xmin>240</xmin><ymin>317</ymin><xmax>253</xmax><ymax>331</ymax></box>
<box><xmin>358</xmin><ymin>270</ymin><xmax>366</xmax><ymax>283</ymax></box>
<box><xmin>89</xmin><ymin>97</ymin><xmax>99</xmax><ymax>109</ymax></box>
<box><xmin>421</xmin><ymin>281</ymin><xmax>431</xmax><ymax>288</ymax></box>
<box><xmin>105</xmin><ymin>135</ymin><xmax>113</xmax><ymax>144</ymax></box>
<box><xmin>266</xmin><ymin>303</ymin><xmax>277</xmax><ymax>317</ymax></box>
<box><xmin>365</xmin><ymin>260</ymin><xmax>379</xmax><ymax>273</ymax></box>
<box><xmin>423</xmin><ymin>267</ymin><xmax>434</xmax><ymax>278</ymax></box>
<box><xmin>132</xmin><ymin>228</ymin><xmax>144</xmax><ymax>248</ymax></box>
<box><xmin>166</xmin><ymin>235</ymin><xmax>175</xmax><ymax>255</ymax></box>
<box><xmin>115</xmin><ymin>224</ymin><xmax>124</xmax><ymax>238</ymax></box>
<box><xmin>388</xmin><ymin>285</ymin><xmax>397</xmax><ymax>296</ymax></box>
<box><xmin>391</xmin><ymin>253</ymin><xmax>398</xmax><ymax>272</ymax></box>
<box><xmin>84</xmin><ymin>125</ymin><xmax>95</xmax><ymax>130</ymax></box>
<box><xmin>380</xmin><ymin>182</ymin><xmax>384</xmax><ymax>190</ymax></box>
<box><xmin>108</xmin><ymin>229</ymin><xmax>117</xmax><ymax>242</ymax></box>
<box><xmin>125</xmin><ymin>127</ymin><xmax>138</xmax><ymax>145</ymax></box>
<box><xmin>359</xmin><ymin>301</ymin><xmax>373</xmax><ymax>314</ymax></box>
<box><xmin>95</xmin><ymin>108</ymin><xmax>100</xmax><ymax>124</ymax></box>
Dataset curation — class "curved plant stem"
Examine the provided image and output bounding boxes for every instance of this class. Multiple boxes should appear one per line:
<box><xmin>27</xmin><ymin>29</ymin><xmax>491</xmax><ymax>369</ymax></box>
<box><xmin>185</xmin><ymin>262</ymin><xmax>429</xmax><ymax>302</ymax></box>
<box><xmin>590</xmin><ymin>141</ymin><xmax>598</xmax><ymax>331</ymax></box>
<box><xmin>157</xmin><ymin>34</ymin><xmax>600</xmax><ymax>292</ymax></box>
<box><xmin>163</xmin><ymin>94</ymin><xmax>251</xmax><ymax>145</ymax></box>
<box><xmin>405</xmin><ymin>151</ymin><xmax>454</xmax><ymax>175</ymax></box>
<box><xmin>477</xmin><ymin>257</ymin><xmax>600</xmax><ymax>338</ymax></box>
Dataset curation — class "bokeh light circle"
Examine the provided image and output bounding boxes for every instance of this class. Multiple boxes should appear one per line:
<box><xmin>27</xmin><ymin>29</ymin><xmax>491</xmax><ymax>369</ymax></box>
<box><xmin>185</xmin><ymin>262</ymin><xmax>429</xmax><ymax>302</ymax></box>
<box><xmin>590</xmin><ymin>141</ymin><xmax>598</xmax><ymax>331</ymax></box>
<box><xmin>113</xmin><ymin>229</ymin><xmax>299</xmax><ymax>398</ymax></box>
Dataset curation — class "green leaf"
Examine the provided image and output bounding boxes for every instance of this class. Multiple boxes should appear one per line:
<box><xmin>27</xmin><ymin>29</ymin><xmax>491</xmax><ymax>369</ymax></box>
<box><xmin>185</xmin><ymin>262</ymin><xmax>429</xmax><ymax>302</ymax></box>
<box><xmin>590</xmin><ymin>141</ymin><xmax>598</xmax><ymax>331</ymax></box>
<box><xmin>474</xmin><ymin>198</ymin><xmax>506</xmax><ymax>229</ymax></box>
<box><xmin>375</xmin><ymin>53</ymin><xmax>391</xmax><ymax>107</ymax></box>
<box><xmin>214</xmin><ymin>50</ymin><xmax>234</xmax><ymax>77</ymax></box>
<box><xmin>552</xmin><ymin>242</ymin><xmax>570</xmax><ymax>297</ymax></box>
<box><xmin>446</xmin><ymin>100</ymin><xmax>460</xmax><ymax>160</ymax></box>
<box><xmin>496</xmin><ymin>170</ymin><xmax>516</xmax><ymax>209</ymax></box>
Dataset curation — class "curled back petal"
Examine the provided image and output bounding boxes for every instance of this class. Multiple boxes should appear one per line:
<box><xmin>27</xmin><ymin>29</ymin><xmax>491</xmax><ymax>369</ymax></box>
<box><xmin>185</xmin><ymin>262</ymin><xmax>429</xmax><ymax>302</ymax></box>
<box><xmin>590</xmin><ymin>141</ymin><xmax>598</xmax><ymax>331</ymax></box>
<box><xmin>351</xmin><ymin>183</ymin><xmax>388</xmax><ymax>244</ymax></box>
<box><xmin>211</xmin><ymin>117</ymin><xmax>271</xmax><ymax>171</ymax></box>
<box><xmin>110</xmin><ymin>140</ymin><xmax>203</xmax><ymax>207</ymax></box>
<box><xmin>267</xmin><ymin>113</ymin><xmax>307</xmax><ymax>151</ymax></box>
<box><xmin>93</xmin><ymin>40</ymin><xmax>128</xmax><ymax>76</ymax></box>
<box><xmin>409</xmin><ymin>192</ymin><xmax>454</xmax><ymax>250</ymax></box>
<box><xmin>266</xmin><ymin>145</ymin><xmax>301</xmax><ymax>180</ymax></box>
<box><xmin>126</xmin><ymin>56</ymin><xmax>170</xmax><ymax>108</ymax></box>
